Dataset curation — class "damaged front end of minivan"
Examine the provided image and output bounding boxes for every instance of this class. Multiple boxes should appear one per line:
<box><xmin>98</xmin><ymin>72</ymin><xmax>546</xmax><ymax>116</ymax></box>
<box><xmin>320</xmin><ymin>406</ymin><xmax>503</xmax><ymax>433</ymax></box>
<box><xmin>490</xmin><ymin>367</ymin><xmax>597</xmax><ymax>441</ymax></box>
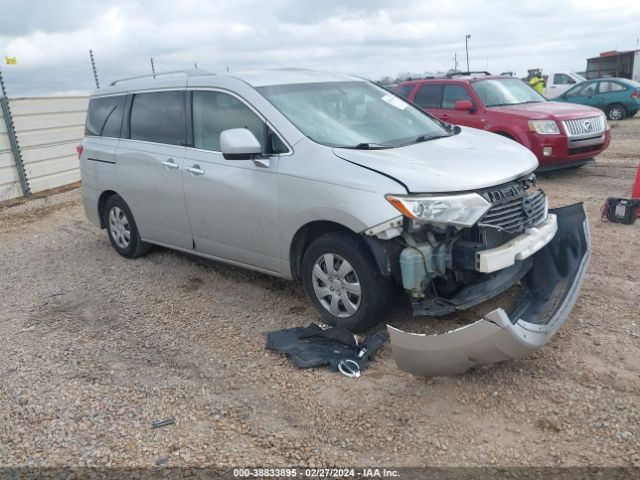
<box><xmin>363</xmin><ymin>175</ymin><xmax>590</xmax><ymax>376</ymax></box>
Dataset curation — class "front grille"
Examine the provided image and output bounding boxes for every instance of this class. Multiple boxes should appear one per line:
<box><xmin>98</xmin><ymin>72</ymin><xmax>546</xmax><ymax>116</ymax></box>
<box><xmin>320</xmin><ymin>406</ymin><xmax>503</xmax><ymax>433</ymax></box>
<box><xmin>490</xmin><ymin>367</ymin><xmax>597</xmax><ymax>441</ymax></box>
<box><xmin>563</xmin><ymin>116</ymin><xmax>605</xmax><ymax>137</ymax></box>
<box><xmin>479</xmin><ymin>187</ymin><xmax>547</xmax><ymax>234</ymax></box>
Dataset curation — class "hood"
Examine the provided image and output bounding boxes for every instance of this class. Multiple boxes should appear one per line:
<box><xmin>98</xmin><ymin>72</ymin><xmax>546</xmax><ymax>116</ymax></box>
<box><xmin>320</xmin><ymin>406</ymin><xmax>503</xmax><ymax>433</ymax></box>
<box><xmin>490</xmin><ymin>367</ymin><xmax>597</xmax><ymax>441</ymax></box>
<box><xmin>333</xmin><ymin>127</ymin><xmax>537</xmax><ymax>193</ymax></box>
<box><xmin>490</xmin><ymin>101</ymin><xmax>604</xmax><ymax>121</ymax></box>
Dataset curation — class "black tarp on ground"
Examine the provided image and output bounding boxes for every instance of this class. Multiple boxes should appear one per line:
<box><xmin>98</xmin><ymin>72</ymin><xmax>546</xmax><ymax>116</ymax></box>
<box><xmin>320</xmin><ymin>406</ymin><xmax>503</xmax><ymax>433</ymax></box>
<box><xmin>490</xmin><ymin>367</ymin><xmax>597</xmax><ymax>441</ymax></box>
<box><xmin>266</xmin><ymin>324</ymin><xmax>388</xmax><ymax>374</ymax></box>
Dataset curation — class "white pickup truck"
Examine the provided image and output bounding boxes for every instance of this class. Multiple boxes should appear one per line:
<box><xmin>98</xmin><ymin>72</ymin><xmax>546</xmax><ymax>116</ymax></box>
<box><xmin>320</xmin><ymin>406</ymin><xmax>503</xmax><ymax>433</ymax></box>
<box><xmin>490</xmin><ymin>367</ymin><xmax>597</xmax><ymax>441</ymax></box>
<box><xmin>543</xmin><ymin>72</ymin><xmax>586</xmax><ymax>99</ymax></box>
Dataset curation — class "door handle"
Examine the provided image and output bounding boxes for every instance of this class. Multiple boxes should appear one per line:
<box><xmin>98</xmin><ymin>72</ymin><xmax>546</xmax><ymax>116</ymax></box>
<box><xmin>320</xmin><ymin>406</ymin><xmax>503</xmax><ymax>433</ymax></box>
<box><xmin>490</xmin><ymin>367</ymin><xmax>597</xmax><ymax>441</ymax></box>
<box><xmin>161</xmin><ymin>159</ymin><xmax>179</xmax><ymax>170</ymax></box>
<box><xmin>185</xmin><ymin>165</ymin><xmax>205</xmax><ymax>176</ymax></box>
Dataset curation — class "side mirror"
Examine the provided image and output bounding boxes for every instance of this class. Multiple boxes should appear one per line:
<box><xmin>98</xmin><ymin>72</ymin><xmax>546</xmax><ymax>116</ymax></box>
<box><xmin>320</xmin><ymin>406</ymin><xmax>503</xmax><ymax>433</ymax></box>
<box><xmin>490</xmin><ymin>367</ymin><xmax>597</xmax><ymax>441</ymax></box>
<box><xmin>454</xmin><ymin>100</ymin><xmax>475</xmax><ymax>112</ymax></box>
<box><xmin>220</xmin><ymin>128</ymin><xmax>262</xmax><ymax>160</ymax></box>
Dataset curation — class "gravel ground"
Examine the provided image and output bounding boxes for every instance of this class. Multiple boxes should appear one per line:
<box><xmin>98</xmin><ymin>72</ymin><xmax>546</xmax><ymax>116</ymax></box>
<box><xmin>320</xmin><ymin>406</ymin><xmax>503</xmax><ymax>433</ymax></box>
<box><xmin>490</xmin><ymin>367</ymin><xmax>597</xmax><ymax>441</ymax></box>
<box><xmin>0</xmin><ymin>118</ymin><xmax>639</xmax><ymax>468</ymax></box>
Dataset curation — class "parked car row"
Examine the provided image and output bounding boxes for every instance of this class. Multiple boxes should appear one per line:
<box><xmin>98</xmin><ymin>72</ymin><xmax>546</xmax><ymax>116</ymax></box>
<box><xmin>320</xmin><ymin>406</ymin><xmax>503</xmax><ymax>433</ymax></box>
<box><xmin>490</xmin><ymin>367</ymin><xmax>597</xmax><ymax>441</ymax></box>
<box><xmin>392</xmin><ymin>74</ymin><xmax>611</xmax><ymax>170</ymax></box>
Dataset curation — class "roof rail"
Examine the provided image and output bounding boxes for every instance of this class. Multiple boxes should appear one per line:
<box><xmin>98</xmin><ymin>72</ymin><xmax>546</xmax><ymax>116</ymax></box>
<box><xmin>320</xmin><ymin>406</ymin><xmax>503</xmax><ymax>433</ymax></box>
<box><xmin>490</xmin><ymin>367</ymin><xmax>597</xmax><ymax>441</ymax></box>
<box><xmin>109</xmin><ymin>69</ymin><xmax>213</xmax><ymax>86</ymax></box>
<box><xmin>446</xmin><ymin>70</ymin><xmax>492</xmax><ymax>78</ymax></box>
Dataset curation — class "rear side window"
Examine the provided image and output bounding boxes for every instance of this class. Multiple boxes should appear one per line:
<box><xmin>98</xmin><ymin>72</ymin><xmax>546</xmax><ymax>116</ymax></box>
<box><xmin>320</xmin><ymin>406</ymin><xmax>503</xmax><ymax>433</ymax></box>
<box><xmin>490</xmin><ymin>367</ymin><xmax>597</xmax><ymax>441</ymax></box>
<box><xmin>129</xmin><ymin>91</ymin><xmax>186</xmax><ymax>146</ymax></box>
<box><xmin>393</xmin><ymin>84</ymin><xmax>414</xmax><ymax>99</ymax></box>
<box><xmin>85</xmin><ymin>95</ymin><xmax>125</xmax><ymax>137</ymax></box>
<box><xmin>414</xmin><ymin>84</ymin><xmax>443</xmax><ymax>108</ymax></box>
<box><xmin>599</xmin><ymin>81</ymin><xmax>626</xmax><ymax>93</ymax></box>
<box><xmin>442</xmin><ymin>85</ymin><xmax>473</xmax><ymax>109</ymax></box>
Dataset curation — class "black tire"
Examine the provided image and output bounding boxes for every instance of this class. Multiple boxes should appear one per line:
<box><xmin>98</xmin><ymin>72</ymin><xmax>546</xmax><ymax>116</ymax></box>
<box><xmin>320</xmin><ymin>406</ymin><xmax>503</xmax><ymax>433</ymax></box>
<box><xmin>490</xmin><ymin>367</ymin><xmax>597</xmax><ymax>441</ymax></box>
<box><xmin>301</xmin><ymin>231</ymin><xmax>392</xmax><ymax>332</ymax></box>
<box><xmin>102</xmin><ymin>194</ymin><xmax>151</xmax><ymax>258</ymax></box>
<box><xmin>606</xmin><ymin>104</ymin><xmax>626</xmax><ymax>121</ymax></box>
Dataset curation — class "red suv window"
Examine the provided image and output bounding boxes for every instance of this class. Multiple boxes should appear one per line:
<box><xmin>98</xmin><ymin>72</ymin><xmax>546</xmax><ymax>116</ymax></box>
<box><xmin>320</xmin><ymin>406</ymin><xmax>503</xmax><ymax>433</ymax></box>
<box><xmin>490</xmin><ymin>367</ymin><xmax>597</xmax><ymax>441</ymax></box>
<box><xmin>394</xmin><ymin>84</ymin><xmax>415</xmax><ymax>99</ymax></box>
<box><xmin>415</xmin><ymin>84</ymin><xmax>443</xmax><ymax>108</ymax></box>
<box><xmin>442</xmin><ymin>85</ymin><xmax>474</xmax><ymax>109</ymax></box>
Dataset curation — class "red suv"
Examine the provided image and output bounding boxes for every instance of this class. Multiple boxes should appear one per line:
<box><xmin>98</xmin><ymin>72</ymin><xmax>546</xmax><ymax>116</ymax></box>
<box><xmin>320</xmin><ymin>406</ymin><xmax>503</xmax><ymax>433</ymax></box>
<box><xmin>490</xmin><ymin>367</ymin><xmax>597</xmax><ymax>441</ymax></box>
<box><xmin>392</xmin><ymin>74</ymin><xmax>611</xmax><ymax>170</ymax></box>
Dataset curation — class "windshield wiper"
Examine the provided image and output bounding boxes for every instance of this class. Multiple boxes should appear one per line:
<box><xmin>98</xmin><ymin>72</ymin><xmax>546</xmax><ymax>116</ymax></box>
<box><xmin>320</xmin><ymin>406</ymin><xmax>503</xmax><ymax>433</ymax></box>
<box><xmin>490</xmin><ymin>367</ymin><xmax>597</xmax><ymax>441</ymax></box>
<box><xmin>349</xmin><ymin>142</ymin><xmax>391</xmax><ymax>150</ymax></box>
<box><xmin>396</xmin><ymin>132</ymin><xmax>454</xmax><ymax>148</ymax></box>
<box><xmin>487</xmin><ymin>102</ymin><xmax>515</xmax><ymax>107</ymax></box>
<box><xmin>490</xmin><ymin>100</ymin><xmax>543</xmax><ymax>107</ymax></box>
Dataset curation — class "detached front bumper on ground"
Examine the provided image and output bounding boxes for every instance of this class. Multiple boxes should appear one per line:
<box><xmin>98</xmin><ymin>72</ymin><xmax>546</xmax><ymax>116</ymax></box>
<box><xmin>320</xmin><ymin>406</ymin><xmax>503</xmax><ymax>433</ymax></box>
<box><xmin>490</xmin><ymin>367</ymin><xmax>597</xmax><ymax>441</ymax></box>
<box><xmin>388</xmin><ymin>203</ymin><xmax>590</xmax><ymax>376</ymax></box>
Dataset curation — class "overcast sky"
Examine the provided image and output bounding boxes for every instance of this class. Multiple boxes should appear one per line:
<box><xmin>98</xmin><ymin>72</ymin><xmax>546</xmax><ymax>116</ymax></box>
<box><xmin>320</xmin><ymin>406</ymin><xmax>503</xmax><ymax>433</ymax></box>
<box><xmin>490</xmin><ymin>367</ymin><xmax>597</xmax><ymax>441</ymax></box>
<box><xmin>1</xmin><ymin>0</ymin><xmax>639</xmax><ymax>96</ymax></box>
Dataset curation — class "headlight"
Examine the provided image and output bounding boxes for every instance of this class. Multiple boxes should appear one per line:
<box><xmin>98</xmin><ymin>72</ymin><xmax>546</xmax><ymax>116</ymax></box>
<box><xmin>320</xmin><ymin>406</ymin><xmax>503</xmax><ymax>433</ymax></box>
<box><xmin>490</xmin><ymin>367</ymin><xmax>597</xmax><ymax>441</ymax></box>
<box><xmin>528</xmin><ymin>120</ymin><xmax>560</xmax><ymax>134</ymax></box>
<box><xmin>385</xmin><ymin>193</ymin><xmax>491</xmax><ymax>227</ymax></box>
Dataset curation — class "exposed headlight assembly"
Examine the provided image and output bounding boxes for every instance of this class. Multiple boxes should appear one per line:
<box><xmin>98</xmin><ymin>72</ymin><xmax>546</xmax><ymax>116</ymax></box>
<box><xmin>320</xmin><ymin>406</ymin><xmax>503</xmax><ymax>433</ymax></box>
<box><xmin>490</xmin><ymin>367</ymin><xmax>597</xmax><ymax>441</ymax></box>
<box><xmin>386</xmin><ymin>193</ymin><xmax>491</xmax><ymax>227</ymax></box>
<box><xmin>528</xmin><ymin>120</ymin><xmax>560</xmax><ymax>134</ymax></box>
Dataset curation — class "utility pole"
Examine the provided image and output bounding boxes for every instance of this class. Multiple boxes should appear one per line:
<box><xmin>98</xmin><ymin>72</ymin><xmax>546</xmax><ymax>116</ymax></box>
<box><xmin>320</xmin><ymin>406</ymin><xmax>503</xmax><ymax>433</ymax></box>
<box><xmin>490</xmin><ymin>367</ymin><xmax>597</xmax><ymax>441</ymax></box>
<box><xmin>454</xmin><ymin>52</ymin><xmax>458</xmax><ymax>71</ymax></box>
<box><xmin>150</xmin><ymin>57</ymin><xmax>156</xmax><ymax>79</ymax></box>
<box><xmin>89</xmin><ymin>49</ymin><xmax>100</xmax><ymax>89</ymax></box>
<box><xmin>465</xmin><ymin>34</ymin><xmax>471</xmax><ymax>72</ymax></box>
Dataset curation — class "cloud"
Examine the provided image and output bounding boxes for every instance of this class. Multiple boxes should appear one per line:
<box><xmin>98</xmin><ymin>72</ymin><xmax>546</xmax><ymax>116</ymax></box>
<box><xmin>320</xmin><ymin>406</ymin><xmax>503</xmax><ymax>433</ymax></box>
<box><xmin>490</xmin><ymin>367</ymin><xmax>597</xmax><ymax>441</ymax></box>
<box><xmin>0</xmin><ymin>0</ymin><xmax>105</xmax><ymax>36</ymax></box>
<box><xmin>1</xmin><ymin>0</ymin><xmax>639</xmax><ymax>95</ymax></box>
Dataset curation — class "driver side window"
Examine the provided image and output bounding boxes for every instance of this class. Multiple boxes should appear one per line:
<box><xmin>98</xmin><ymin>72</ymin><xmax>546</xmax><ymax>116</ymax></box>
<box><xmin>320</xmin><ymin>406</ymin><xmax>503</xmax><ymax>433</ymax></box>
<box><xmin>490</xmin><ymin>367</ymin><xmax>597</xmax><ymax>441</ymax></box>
<box><xmin>554</xmin><ymin>74</ymin><xmax>575</xmax><ymax>85</ymax></box>
<box><xmin>567</xmin><ymin>83</ymin><xmax>595</xmax><ymax>97</ymax></box>
<box><xmin>192</xmin><ymin>91</ymin><xmax>287</xmax><ymax>154</ymax></box>
<box><xmin>442</xmin><ymin>85</ymin><xmax>474</xmax><ymax>109</ymax></box>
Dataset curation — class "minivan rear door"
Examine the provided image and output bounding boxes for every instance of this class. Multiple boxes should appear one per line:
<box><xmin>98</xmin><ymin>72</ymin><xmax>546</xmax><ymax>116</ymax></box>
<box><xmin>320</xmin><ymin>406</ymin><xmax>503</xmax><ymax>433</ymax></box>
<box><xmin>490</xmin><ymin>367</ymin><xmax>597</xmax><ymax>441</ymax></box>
<box><xmin>116</xmin><ymin>90</ymin><xmax>193</xmax><ymax>250</ymax></box>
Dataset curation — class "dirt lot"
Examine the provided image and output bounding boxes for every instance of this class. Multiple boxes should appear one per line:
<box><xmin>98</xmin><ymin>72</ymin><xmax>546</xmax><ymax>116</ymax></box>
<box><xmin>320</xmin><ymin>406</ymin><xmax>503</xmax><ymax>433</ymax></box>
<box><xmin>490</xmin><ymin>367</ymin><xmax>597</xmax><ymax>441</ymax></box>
<box><xmin>1</xmin><ymin>119</ymin><xmax>639</xmax><ymax>469</ymax></box>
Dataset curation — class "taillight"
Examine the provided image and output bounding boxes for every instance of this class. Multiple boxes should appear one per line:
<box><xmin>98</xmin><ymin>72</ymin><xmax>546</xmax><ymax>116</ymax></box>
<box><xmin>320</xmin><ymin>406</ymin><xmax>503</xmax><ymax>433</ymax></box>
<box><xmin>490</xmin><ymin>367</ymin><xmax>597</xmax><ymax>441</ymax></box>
<box><xmin>631</xmin><ymin>91</ymin><xmax>640</xmax><ymax>99</ymax></box>
<box><xmin>76</xmin><ymin>145</ymin><xmax>84</xmax><ymax>159</ymax></box>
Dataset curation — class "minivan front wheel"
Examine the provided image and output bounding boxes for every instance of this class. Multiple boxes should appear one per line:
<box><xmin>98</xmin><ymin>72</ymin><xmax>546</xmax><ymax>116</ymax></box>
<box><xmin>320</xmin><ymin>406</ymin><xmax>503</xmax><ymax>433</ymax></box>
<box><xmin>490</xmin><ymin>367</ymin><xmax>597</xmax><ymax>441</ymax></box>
<box><xmin>301</xmin><ymin>232</ymin><xmax>391</xmax><ymax>331</ymax></box>
<box><xmin>103</xmin><ymin>194</ymin><xmax>150</xmax><ymax>258</ymax></box>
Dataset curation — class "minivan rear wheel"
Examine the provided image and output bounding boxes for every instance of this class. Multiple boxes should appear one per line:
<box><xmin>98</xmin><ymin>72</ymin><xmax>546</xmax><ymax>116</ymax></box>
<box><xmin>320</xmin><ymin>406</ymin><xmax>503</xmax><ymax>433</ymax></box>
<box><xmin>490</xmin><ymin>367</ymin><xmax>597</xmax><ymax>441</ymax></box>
<box><xmin>301</xmin><ymin>231</ymin><xmax>392</xmax><ymax>332</ymax></box>
<box><xmin>103</xmin><ymin>194</ymin><xmax>151</xmax><ymax>258</ymax></box>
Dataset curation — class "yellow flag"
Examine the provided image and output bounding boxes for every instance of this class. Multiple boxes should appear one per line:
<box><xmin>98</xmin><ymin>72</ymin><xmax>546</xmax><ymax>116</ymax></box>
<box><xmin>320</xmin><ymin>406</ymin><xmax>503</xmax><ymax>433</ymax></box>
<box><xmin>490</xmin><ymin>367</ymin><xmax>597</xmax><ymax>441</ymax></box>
<box><xmin>5</xmin><ymin>56</ymin><xmax>17</xmax><ymax>65</ymax></box>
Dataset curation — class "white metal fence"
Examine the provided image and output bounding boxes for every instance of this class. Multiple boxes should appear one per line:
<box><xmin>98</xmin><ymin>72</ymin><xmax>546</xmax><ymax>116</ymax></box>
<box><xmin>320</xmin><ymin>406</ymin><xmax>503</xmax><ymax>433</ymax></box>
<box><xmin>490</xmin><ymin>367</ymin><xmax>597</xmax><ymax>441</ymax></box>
<box><xmin>0</xmin><ymin>103</ymin><xmax>24</xmax><ymax>202</ymax></box>
<box><xmin>0</xmin><ymin>96</ymin><xmax>88</xmax><ymax>203</ymax></box>
<box><xmin>12</xmin><ymin>97</ymin><xmax>88</xmax><ymax>195</ymax></box>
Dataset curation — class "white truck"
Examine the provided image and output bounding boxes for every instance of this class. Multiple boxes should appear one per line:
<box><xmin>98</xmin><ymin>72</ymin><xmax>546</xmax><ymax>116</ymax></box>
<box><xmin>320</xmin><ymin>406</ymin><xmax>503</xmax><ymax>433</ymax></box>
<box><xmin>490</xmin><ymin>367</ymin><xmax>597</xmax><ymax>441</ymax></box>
<box><xmin>543</xmin><ymin>72</ymin><xmax>586</xmax><ymax>99</ymax></box>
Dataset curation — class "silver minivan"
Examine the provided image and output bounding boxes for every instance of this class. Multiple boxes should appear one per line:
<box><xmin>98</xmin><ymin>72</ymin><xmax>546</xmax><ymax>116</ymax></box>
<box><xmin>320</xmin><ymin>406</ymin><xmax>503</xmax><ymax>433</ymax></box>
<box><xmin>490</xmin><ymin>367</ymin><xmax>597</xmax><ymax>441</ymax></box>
<box><xmin>80</xmin><ymin>69</ymin><xmax>590</xmax><ymax>375</ymax></box>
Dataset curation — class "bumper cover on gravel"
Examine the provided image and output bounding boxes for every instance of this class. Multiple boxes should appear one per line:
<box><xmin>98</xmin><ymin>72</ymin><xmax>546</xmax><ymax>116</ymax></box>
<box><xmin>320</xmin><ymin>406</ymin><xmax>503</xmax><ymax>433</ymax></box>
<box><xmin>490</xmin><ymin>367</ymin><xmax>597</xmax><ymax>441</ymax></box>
<box><xmin>388</xmin><ymin>203</ymin><xmax>590</xmax><ymax>376</ymax></box>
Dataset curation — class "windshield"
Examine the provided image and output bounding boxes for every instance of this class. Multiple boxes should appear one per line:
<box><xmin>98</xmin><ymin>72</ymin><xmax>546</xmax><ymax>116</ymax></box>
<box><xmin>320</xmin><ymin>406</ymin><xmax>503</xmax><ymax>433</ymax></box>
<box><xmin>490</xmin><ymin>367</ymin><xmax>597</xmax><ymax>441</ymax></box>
<box><xmin>257</xmin><ymin>81</ymin><xmax>450</xmax><ymax>148</ymax></box>
<box><xmin>472</xmin><ymin>78</ymin><xmax>547</xmax><ymax>107</ymax></box>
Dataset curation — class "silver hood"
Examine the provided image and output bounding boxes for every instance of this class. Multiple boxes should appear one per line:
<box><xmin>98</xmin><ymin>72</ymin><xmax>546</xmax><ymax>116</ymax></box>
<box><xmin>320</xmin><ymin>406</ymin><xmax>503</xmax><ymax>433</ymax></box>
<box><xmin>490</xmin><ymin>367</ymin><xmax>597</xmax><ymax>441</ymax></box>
<box><xmin>333</xmin><ymin>127</ymin><xmax>538</xmax><ymax>193</ymax></box>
